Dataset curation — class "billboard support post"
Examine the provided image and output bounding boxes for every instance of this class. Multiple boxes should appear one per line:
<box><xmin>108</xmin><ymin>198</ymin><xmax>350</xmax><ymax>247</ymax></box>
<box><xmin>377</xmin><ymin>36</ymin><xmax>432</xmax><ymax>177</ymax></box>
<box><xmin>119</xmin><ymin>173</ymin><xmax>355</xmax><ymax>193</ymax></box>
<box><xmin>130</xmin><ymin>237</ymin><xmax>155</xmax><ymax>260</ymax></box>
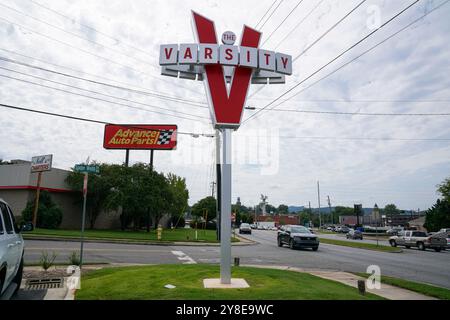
<box><xmin>220</xmin><ymin>128</ymin><xmax>232</xmax><ymax>284</ymax></box>
<box><xmin>80</xmin><ymin>173</ymin><xmax>88</xmax><ymax>269</ymax></box>
<box><xmin>150</xmin><ymin>149</ymin><xmax>154</xmax><ymax>170</ymax></box>
<box><xmin>125</xmin><ymin>149</ymin><xmax>130</xmax><ymax>167</ymax></box>
<box><xmin>32</xmin><ymin>171</ymin><xmax>42</xmax><ymax>227</ymax></box>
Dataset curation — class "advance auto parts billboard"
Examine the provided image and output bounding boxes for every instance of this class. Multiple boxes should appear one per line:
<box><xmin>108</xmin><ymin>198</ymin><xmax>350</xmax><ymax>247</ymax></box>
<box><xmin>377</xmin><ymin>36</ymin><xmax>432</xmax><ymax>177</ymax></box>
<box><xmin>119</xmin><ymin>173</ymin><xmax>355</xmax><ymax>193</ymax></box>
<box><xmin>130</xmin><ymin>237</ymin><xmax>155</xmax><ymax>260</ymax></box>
<box><xmin>103</xmin><ymin>124</ymin><xmax>177</xmax><ymax>150</ymax></box>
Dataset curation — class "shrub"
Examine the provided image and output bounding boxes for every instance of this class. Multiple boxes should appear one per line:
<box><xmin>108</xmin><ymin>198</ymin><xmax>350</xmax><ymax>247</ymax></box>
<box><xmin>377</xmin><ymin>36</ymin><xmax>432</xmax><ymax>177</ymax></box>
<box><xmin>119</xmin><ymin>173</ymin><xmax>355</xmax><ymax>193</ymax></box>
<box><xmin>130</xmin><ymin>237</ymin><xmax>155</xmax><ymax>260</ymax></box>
<box><xmin>171</xmin><ymin>215</ymin><xmax>185</xmax><ymax>228</ymax></box>
<box><xmin>68</xmin><ymin>251</ymin><xmax>81</xmax><ymax>266</ymax></box>
<box><xmin>40</xmin><ymin>251</ymin><xmax>57</xmax><ymax>271</ymax></box>
<box><xmin>22</xmin><ymin>191</ymin><xmax>63</xmax><ymax>229</ymax></box>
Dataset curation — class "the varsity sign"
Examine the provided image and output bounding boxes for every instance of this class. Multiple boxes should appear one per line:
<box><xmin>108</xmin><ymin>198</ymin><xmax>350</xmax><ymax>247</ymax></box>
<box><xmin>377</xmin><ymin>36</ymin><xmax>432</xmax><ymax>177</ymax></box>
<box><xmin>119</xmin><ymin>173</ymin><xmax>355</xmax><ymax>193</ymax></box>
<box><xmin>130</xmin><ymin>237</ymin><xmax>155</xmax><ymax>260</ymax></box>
<box><xmin>159</xmin><ymin>11</ymin><xmax>292</xmax><ymax>128</ymax></box>
<box><xmin>103</xmin><ymin>124</ymin><xmax>177</xmax><ymax>150</ymax></box>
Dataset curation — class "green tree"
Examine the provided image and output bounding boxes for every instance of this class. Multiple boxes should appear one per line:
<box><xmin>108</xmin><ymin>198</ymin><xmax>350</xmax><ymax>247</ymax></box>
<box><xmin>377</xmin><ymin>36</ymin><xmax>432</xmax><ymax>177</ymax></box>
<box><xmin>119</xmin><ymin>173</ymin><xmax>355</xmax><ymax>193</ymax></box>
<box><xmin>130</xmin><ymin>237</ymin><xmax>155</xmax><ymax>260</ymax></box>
<box><xmin>277</xmin><ymin>204</ymin><xmax>289</xmax><ymax>214</ymax></box>
<box><xmin>424</xmin><ymin>199</ymin><xmax>450</xmax><ymax>232</ymax></box>
<box><xmin>334</xmin><ymin>206</ymin><xmax>354</xmax><ymax>216</ymax></box>
<box><xmin>437</xmin><ymin>177</ymin><xmax>450</xmax><ymax>202</ymax></box>
<box><xmin>22</xmin><ymin>191</ymin><xmax>62</xmax><ymax>229</ymax></box>
<box><xmin>383</xmin><ymin>204</ymin><xmax>400</xmax><ymax>216</ymax></box>
<box><xmin>191</xmin><ymin>196</ymin><xmax>217</xmax><ymax>222</ymax></box>
<box><xmin>66</xmin><ymin>162</ymin><xmax>119</xmax><ymax>229</ymax></box>
<box><xmin>166</xmin><ymin>173</ymin><xmax>189</xmax><ymax>228</ymax></box>
<box><xmin>265</xmin><ymin>204</ymin><xmax>277</xmax><ymax>214</ymax></box>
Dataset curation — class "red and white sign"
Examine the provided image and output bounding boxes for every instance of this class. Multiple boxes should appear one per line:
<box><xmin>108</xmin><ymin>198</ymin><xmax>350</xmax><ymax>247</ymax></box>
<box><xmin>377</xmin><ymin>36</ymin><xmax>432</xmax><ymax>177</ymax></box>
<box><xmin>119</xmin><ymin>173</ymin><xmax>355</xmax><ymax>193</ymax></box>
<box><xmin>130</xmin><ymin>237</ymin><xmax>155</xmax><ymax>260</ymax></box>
<box><xmin>103</xmin><ymin>124</ymin><xmax>177</xmax><ymax>150</ymax></box>
<box><xmin>159</xmin><ymin>12</ymin><xmax>293</xmax><ymax>129</ymax></box>
<box><xmin>31</xmin><ymin>154</ymin><xmax>53</xmax><ymax>173</ymax></box>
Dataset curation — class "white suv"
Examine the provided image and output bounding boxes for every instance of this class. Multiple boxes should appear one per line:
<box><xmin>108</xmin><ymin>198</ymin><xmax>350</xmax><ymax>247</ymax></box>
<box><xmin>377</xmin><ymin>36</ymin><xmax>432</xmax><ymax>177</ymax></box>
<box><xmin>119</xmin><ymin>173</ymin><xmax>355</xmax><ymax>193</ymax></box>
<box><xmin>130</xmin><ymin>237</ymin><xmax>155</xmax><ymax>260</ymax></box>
<box><xmin>0</xmin><ymin>198</ymin><xmax>25</xmax><ymax>299</ymax></box>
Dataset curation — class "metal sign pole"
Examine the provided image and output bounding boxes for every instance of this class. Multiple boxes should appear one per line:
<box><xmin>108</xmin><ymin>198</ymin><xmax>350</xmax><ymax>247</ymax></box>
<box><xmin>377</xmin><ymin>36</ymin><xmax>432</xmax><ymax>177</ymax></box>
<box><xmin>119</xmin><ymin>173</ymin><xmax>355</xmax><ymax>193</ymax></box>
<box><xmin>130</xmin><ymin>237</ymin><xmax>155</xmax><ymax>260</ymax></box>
<box><xmin>220</xmin><ymin>128</ymin><xmax>232</xmax><ymax>284</ymax></box>
<box><xmin>80</xmin><ymin>173</ymin><xmax>88</xmax><ymax>269</ymax></box>
<box><xmin>216</xmin><ymin>129</ymin><xmax>221</xmax><ymax>241</ymax></box>
<box><xmin>32</xmin><ymin>171</ymin><xmax>42</xmax><ymax>227</ymax></box>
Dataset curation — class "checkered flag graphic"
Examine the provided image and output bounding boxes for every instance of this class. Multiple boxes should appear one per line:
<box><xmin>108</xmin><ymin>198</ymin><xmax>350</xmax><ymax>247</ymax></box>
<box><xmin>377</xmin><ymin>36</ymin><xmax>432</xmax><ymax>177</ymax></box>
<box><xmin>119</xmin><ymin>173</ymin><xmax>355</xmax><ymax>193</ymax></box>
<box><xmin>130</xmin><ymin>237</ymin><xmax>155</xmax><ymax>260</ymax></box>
<box><xmin>157</xmin><ymin>129</ymin><xmax>174</xmax><ymax>145</ymax></box>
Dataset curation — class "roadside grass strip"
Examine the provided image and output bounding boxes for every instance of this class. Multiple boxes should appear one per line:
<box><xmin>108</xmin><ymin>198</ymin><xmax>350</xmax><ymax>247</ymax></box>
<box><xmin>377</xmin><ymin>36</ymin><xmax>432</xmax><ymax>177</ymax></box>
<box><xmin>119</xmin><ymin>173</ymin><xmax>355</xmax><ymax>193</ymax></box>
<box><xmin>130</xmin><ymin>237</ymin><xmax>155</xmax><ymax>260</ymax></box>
<box><xmin>75</xmin><ymin>264</ymin><xmax>384</xmax><ymax>300</ymax></box>
<box><xmin>319</xmin><ymin>238</ymin><xmax>402</xmax><ymax>253</ymax></box>
<box><xmin>356</xmin><ymin>273</ymin><xmax>450</xmax><ymax>300</ymax></box>
<box><xmin>24</xmin><ymin>228</ymin><xmax>238</xmax><ymax>243</ymax></box>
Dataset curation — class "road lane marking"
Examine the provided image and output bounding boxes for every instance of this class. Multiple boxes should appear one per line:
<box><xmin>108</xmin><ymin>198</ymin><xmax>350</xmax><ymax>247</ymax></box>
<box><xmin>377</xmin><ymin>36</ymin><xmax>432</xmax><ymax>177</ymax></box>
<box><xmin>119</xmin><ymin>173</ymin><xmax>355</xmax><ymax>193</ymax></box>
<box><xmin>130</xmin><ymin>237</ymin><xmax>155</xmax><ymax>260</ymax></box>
<box><xmin>171</xmin><ymin>250</ymin><xmax>196</xmax><ymax>264</ymax></box>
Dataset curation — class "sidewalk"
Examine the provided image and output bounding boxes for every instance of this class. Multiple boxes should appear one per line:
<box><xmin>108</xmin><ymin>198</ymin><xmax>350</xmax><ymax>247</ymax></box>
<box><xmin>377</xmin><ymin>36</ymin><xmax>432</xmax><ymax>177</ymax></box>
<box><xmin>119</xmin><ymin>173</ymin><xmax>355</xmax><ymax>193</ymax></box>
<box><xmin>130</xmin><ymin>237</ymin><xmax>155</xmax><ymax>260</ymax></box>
<box><xmin>242</xmin><ymin>264</ymin><xmax>437</xmax><ymax>300</ymax></box>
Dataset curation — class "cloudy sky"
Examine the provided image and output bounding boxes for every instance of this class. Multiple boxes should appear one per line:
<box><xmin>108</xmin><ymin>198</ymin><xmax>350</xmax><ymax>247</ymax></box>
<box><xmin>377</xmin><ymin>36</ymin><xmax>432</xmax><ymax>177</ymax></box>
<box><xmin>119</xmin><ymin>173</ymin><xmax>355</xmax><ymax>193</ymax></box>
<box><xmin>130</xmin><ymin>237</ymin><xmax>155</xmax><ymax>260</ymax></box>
<box><xmin>0</xmin><ymin>0</ymin><xmax>449</xmax><ymax>210</ymax></box>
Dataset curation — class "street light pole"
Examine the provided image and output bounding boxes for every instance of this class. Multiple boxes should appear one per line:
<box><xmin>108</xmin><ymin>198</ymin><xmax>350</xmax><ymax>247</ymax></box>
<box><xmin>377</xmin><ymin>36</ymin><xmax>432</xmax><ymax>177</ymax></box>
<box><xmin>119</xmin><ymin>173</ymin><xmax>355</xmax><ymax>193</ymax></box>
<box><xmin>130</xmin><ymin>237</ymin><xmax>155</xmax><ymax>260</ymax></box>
<box><xmin>220</xmin><ymin>128</ymin><xmax>232</xmax><ymax>284</ymax></box>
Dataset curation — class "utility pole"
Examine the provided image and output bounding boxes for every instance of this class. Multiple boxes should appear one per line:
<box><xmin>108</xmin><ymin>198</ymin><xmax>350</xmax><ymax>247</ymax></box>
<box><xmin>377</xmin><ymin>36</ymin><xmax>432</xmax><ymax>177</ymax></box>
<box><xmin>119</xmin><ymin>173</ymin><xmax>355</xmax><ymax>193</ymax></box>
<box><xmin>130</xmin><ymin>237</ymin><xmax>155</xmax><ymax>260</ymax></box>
<box><xmin>215</xmin><ymin>129</ymin><xmax>221</xmax><ymax>241</ymax></box>
<box><xmin>317</xmin><ymin>181</ymin><xmax>322</xmax><ymax>229</ymax></box>
<box><xmin>308</xmin><ymin>201</ymin><xmax>312</xmax><ymax>227</ymax></box>
<box><xmin>150</xmin><ymin>149</ymin><xmax>154</xmax><ymax>171</ymax></box>
<box><xmin>32</xmin><ymin>171</ymin><xmax>42</xmax><ymax>227</ymax></box>
<box><xmin>327</xmin><ymin>195</ymin><xmax>333</xmax><ymax>225</ymax></box>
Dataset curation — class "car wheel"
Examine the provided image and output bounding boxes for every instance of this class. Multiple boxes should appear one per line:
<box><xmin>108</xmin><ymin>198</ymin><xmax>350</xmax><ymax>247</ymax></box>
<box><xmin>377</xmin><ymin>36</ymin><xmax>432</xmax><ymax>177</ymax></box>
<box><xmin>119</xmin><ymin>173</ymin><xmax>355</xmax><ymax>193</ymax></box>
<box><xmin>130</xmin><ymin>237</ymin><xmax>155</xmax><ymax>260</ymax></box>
<box><xmin>289</xmin><ymin>239</ymin><xmax>295</xmax><ymax>250</ymax></box>
<box><xmin>277</xmin><ymin>237</ymin><xmax>283</xmax><ymax>247</ymax></box>
<box><xmin>417</xmin><ymin>243</ymin><xmax>425</xmax><ymax>251</ymax></box>
<box><xmin>405</xmin><ymin>245</ymin><xmax>411</xmax><ymax>249</ymax></box>
<box><xmin>312</xmin><ymin>246</ymin><xmax>318</xmax><ymax>251</ymax></box>
<box><xmin>434</xmin><ymin>248</ymin><xmax>441</xmax><ymax>252</ymax></box>
<box><xmin>390</xmin><ymin>240</ymin><xmax>397</xmax><ymax>247</ymax></box>
<box><xmin>12</xmin><ymin>258</ymin><xmax>24</xmax><ymax>295</ymax></box>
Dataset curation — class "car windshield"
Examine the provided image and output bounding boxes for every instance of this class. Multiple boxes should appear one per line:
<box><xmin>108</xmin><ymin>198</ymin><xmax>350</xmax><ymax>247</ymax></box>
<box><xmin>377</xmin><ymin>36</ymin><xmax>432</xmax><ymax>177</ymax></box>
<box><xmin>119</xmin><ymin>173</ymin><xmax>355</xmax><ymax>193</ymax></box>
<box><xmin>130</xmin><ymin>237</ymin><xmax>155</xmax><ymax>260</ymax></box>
<box><xmin>241</xmin><ymin>223</ymin><xmax>249</xmax><ymax>227</ymax></box>
<box><xmin>291</xmin><ymin>226</ymin><xmax>310</xmax><ymax>234</ymax></box>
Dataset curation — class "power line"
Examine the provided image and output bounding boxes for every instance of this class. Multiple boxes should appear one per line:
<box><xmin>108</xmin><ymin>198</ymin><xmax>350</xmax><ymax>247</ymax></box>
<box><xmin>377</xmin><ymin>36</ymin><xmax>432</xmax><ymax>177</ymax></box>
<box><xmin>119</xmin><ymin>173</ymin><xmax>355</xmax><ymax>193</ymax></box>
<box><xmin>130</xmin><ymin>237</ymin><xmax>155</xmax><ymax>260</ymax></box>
<box><xmin>236</xmin><ymin>134</ymin><xmax>450</xmax><ymax>142</ymax></box>
<box><xmin>248</xmin><ymin>107</ymin><xmax>450</xmax><ymax>116</ymax></box>
<box><xmin>27</xmin><ymin>0</ymin><xmax>153</xmax><ymax>57</ymax></box>
<box><xmin>0</xmin><ymin>73</ymin><xmax>207</xmax><ymax>122</ymax></box>
<box><xmin>248</xmin><ymin>98</ymin><xmax>450</xmax><ymax>103</ymax></box>
<box><xmin>255</xmin><ymin>0</ymin><xmax>278</xmax><ymax>29</ymax></box>
<box><xmin>273</xmin><ymin>0</ymin><xmax>326</xmax><ymax>50</ymax></box>
<box><xmin>0</xmin><ymin>57</ymin><xmax>208</xmax><ymax>109</ymax></box>
<box><xmin>0</xmin><ymin>48</ymin><xmax>208</xmax><ymax>107</ymax></box>
<box><xmin>259</xmin><ymin>0</ymin><xmax>285</xmax><ymax>30</ymax></box>
<box><xmin>261</xmin><ymin>0</ymin><xmax>304</xmax><ymax>46</ymax></box>
<box><xmin>267</xmin><ymin>0</ymin><xmax>450</xmax><ymax>113</ymax></box>
<box><xmin>0</xmin><ymin>16</ymin><xmax>203</xmax><ymax>97</ymax></box>
<box><xmin>0</xmin><ymin>102</ymin><xmax>214</xmax><ymax>137</ymax></box>
<box><xmin>293</xmin><ymin>0</ymin><xmax>368</xmax><ymax>62</ymax></box>
<box><xmin>0</xmin><ymin>2</ymin><xmax>157</xmax><ymax>69</ymax></box>
<box><xmin>0</xmin><ymin>65</ymin><xmax>209</xmax><ymax>119</ymax></box>
<box><xmin>242</xmin><ymin>0</ymin><xmax>420</xmax><ymax>125</ymax></box>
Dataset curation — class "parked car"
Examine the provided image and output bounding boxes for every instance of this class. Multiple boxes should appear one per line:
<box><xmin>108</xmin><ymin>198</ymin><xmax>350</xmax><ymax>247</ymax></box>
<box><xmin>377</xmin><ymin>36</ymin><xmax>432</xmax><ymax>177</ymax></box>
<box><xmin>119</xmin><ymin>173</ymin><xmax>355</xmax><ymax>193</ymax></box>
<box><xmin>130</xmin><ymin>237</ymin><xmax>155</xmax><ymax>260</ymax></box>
<box><xmin>389</xmin><ymin>230</ymin><xmax>447</xmax><ymax>252</ymax></box>
<box><xmin>239</xmin><ymin>223</ymin><xmax>252</xmax><ymax>234</ymax></box>
<box><xmin>1</xmin><ymin>198</ymin><xmax>26</xmax><ymax>299</ymax></box>
<box><xmin>346</xmin><ymin>229</ymin><xmax>363</xmax><ymax>240</ymax></box>
<box><xmin>339</xmin><ymin>226</ymin><xmax>350</xmax><ymax>233</ymax></box>
<box><xmin>277</xmin><ymin>225</ymin><xmax>319</xmax><ymax>251</ymax></box>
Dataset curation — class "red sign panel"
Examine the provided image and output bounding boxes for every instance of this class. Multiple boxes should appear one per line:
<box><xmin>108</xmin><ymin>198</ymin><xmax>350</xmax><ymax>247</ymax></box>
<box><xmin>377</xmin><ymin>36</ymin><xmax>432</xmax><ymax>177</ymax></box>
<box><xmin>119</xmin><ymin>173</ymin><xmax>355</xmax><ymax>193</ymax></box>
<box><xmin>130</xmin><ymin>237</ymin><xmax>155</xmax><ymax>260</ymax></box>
<box><xmin>103</xmin><ymin>124</ymin><xmax>177</xmax><ymax>150</ymax></box>
<box><xmin>192</xmin><ymin>12</ymin><xmax>261</xmax><ymax>128</ymax></box>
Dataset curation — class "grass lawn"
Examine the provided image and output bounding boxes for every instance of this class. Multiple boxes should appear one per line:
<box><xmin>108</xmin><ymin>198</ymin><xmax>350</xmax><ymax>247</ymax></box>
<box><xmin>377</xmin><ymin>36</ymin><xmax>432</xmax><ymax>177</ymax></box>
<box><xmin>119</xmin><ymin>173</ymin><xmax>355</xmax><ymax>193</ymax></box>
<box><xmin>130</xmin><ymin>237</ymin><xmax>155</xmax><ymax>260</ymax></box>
<box><xmin>356</xmin><ymin>272</ymin><xmax>450</xmax><ymax>300</ymax></box>
<box><xmin>76</xmin><ymin>264</ymin><xmax>383</xmax><ymax>300</ymax></box>
<box><xmin>24</xmin><ymin>228</ymin><xmax>238</xmax><ymax>243</ymax></box>
<box><xmin>319</xmin><ymin>238</ymin><xmax>401</xmax><ymax>253</ymax></box>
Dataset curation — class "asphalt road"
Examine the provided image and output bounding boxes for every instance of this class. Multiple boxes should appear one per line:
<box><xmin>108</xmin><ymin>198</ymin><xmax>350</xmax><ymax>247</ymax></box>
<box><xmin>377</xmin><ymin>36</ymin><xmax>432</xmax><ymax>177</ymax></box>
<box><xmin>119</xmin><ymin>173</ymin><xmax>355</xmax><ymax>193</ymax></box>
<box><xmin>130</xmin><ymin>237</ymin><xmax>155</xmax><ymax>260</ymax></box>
<box><xmin>317</xmin><ymin>232</ymin><xmax>390</xmax><ymax>246</ymax></box>
<box><xmin>23</xmin><ymin>230</ymin><xmax>450</xmax><ymax>289</ymax></box>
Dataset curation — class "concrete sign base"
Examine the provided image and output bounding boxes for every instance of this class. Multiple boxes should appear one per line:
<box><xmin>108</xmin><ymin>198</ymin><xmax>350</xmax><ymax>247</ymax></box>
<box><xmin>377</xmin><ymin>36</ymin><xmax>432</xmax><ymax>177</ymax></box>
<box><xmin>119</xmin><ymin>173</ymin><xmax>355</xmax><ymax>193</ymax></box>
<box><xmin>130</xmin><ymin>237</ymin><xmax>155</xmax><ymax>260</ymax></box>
<box><xmin>203</xmin><ymin>278</ymin><xmax>250</xmax><ymax>289</ymax></box>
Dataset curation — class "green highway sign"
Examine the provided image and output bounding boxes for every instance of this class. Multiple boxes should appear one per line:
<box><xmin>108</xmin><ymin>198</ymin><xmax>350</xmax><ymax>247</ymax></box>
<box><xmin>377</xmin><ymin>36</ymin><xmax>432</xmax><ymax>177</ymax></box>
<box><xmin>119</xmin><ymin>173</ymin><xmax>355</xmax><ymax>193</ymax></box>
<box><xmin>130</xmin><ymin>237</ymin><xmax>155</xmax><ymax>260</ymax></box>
<box><xmin>74</xmin><ymin>164</ymin><xmax>100</xmax><ymax>174</ymax></box>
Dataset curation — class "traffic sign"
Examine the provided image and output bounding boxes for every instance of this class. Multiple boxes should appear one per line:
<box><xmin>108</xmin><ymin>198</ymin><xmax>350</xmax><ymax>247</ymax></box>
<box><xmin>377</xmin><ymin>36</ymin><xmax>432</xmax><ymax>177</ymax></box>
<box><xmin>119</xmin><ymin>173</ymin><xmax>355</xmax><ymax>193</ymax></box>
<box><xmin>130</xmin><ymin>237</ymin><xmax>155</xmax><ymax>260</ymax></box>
<box><xmin>74</xmin><ymin>164</ymin><xmax>100</xmax><ymax>174</ymax></box>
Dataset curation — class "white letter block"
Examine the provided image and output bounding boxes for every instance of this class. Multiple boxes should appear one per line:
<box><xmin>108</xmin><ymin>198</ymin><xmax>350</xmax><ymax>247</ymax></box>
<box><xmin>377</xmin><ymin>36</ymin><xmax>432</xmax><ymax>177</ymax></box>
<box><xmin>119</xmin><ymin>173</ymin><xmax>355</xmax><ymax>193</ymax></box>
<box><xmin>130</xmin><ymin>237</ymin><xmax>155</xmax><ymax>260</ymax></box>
<box><xmin>239</xmin><ymin>46</ymin><xmax>258</xmax><ymax>68</ymax></box>
<box><xmin>219</xmin><ymin>45</ymin><xmax>239</xmax><ymax>66</ymax></box>
<box><xmin>159</xmin><ymin>44</ymin><xmax>178</xmax><ymax>65</ymax></box>
<box><xmin>275</xmin><ymin>53</ymin><xmax>292</xmax><ymax>75</ymax></box>
<box><xmin>198</xmin><ymin>44</ymin><xmax>219</xmax><ymax>64</ymax></box>
<box><xmin>258</xmin><ymin>49</ymin><xmax>276</xmax><ymax>72</ymax></box>
<box><xmin>179</xmin><ymin>44</ymin><xmax>198</xmax><ymax>65</ymax></box>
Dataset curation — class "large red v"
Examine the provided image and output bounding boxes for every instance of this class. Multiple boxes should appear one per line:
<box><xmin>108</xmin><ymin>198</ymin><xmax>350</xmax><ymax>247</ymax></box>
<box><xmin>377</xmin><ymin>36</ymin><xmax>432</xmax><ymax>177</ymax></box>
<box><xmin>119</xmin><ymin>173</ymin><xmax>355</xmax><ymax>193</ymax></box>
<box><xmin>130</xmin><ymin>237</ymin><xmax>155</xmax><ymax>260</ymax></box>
<box><xmin>192</xmin><ymin>12</ymin><xmax>261</xmax><ymax>127</ymax></box>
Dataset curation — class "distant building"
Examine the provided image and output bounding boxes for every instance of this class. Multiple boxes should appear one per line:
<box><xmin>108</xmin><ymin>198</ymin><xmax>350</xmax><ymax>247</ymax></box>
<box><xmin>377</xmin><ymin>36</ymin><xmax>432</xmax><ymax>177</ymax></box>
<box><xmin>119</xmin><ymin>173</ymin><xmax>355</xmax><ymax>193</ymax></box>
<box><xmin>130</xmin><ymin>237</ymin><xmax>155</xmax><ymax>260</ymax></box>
<box><xmin>0</xmin><ymin>160</ymin><xmax>120</xmax><ymax>229</ymax></box>
<box><xmin>257</xmin><ymin>214</ymin><xmax>299</xmax><ymax>227</ymax></box>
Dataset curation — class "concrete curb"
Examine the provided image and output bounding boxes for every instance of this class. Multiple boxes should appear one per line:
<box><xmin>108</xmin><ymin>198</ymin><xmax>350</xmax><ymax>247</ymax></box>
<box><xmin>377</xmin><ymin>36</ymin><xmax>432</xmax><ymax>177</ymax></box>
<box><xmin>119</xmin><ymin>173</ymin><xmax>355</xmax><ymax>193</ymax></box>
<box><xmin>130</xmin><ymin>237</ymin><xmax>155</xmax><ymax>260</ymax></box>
<box><xmin>23</xmin><ymin>235</ymin><xmax>258</xmax><ymax>246</ymax></box>
<box><xmin>241</xmin><ymin>264</ymin><xmax>437</xmax><ymax>300</ymax></box>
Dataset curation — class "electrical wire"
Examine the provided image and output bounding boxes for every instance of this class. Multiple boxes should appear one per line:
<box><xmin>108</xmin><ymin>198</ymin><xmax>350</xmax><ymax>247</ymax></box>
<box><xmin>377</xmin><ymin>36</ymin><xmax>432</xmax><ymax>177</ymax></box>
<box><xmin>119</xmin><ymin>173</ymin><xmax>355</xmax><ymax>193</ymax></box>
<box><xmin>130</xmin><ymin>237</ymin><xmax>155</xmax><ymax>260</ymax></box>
<box><xmin>0</xmin><ymin>102</ymin><xmax>214</xmax><ymax>137</ymax></box>
<box><xmin>255</xmin><ymin>0</ymin><xmax>278</xmax><ymax>29</ymax></box>
<box><xmin>0</xmin><ymin>73</ymin><xmax>206</xmax><ymax>122</ymax></box>
<box><xmin>259</xmin><ymin>0</ymin><xmax>285</xmax><ymax>30</ymax></box>
<box><xmin>293</xmin><ymin>0</ymin><xmax>367</xmax><ymax>62</ymax></box>
<box><xmin>261</xmin><ymin>0</ymin><xmax>304</xmax><ymax>46</ymax></box>
<box><xmin>0</xmin><ymin>48</ymin><xmax>208</xmax><ymax>107</ymax></box>
<box><xmin>248</xmin><ymin>107</ymin><xmax>450</xmax><ymax>116</ymax></box>
<box><xmin>242</xmin><ymin>0</ymin><xmax>420</xmax><ymax>125</ymax></box>
<box><xmin>0</xmin><ymin>65</ymin><xmax>209</xmax><ymax>119</ymax></box>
